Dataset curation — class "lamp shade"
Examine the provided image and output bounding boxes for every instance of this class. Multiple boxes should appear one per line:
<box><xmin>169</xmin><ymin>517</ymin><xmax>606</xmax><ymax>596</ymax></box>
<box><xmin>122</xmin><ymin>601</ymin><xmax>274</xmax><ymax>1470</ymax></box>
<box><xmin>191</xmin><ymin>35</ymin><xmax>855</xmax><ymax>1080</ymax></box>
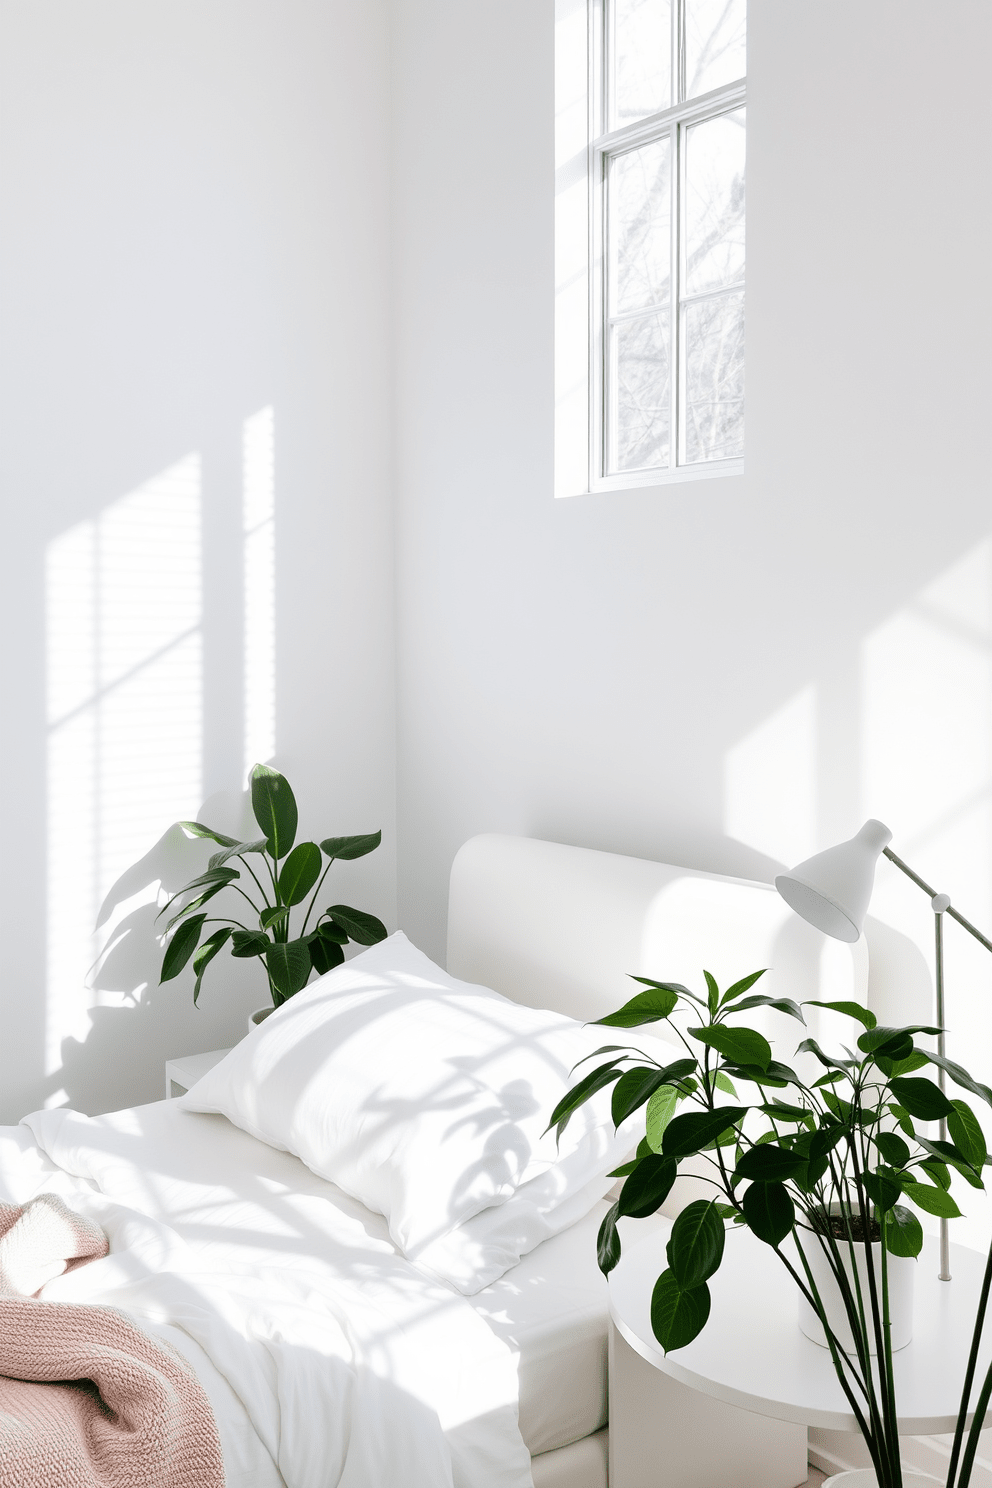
<box><xmin>774</xmin><ymin>820</ymin><xmax>892</xmax><ymax>943</ymax></box>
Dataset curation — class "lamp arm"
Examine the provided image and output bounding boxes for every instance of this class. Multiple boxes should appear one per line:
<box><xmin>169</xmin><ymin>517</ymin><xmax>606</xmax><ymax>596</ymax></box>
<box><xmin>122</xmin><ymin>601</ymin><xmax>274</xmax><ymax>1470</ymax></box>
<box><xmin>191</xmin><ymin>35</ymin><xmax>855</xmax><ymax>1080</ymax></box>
<box><xmin>883</xmin><ymin>847</ymin><xmax>992</xmax><ymax>955</ymax></box>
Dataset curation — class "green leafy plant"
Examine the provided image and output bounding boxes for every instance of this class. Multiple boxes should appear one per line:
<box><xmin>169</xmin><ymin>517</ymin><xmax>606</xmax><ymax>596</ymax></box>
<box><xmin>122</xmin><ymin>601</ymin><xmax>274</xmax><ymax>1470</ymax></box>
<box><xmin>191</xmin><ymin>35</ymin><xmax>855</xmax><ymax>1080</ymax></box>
<box><xmin>158</xmin><ymin>763</ymin><xmax>387</xmax><ymax>1007</ymax></box>
<box><xmin>550</xmin><ymin>970</ymin><xmax>992</xmax><ymax>1488</ymax></box>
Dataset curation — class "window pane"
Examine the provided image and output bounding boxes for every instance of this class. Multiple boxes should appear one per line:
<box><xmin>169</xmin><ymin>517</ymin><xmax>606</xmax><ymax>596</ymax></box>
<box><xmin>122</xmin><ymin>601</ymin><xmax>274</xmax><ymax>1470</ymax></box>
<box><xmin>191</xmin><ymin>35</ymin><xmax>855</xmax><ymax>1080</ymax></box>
<box><xmin>613</xmin><ymin>312</ymin><xmax>671</xmax><ymax>471</ymax></box>
<box><xmin>612</xmin><ymin>0</ymin><xmax>671</xmax><ymax>125</ymax></box>
<box><xmin>685</xmin><ymin>0</ymin><xmax>746</xmax><ymax>99</ymax></box>
<box><xmin>612</xmin><ymin>136</ymin><xmax>672</xmax><ymax>314</ymax></box>
<box><xmin>684</xmin><ymin>108</ymin><xmax>745</xmax><ymax>296</ymax></box>
<box><xmin>683</xmin><ymin>290</ymin><xmax>744</xmax><ymax>463</ymax></box>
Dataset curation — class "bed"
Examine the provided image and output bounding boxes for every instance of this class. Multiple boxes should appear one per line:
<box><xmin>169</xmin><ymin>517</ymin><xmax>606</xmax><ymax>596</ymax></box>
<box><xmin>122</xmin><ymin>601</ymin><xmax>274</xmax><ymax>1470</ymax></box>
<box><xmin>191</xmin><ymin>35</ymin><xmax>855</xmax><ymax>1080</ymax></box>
<box><xmin>0</xmin><ymin>833</ymin><xmax>931</xmax><ymax>1488</ymax></box>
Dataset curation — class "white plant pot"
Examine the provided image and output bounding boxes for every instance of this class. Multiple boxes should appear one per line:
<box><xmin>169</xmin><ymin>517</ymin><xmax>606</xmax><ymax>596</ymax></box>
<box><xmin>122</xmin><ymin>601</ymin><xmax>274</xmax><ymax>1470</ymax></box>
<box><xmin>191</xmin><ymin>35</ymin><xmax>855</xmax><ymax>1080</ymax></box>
<box><xmin>796</xmin><ymin>1225</ymin><xmax>915</xmax><ymax>1354</ymax></box>
<box><xmin>247</xmin><ymin>1005</ymin><xmax>275</xmax><ymax>1035</ymax></box>
<box><xmin>823</xmin><ymin>1472</ymin><xmax>940</xmax><ymax>1487</ymax></box>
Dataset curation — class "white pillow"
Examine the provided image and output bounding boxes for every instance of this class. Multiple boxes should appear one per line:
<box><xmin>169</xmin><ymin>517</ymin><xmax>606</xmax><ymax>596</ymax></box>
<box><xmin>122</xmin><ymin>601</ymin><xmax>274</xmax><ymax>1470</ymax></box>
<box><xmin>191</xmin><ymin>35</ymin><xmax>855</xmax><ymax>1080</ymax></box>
<box><xmin>181</xmin><ymin>932</ymin><xmax>658</xmax><ymax>1292</ymax></box>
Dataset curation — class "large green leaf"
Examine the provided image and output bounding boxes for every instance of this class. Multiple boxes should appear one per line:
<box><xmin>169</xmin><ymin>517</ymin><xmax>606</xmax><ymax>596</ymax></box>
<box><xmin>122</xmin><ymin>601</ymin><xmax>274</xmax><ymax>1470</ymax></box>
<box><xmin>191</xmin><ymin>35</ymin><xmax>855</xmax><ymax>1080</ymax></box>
<box><xmin>265</xmin><ymin>939</ymin><xmax>312</xmax><ymax>1001</ymax></box>
<box><xmin>719</xmin><ymin>970</ymin><xmax>767</xmax><ymax>1005</ymax></box>
<box><xmin>863</xmin><ymin>1169</ymin><xmax>901</xmax><ymax>1212</ymax></box>
<box><xmin>925</xmin><ymin>1052</ymin><xmax>992</xmax><ymax>1110</ymax></box>
<box><xmin>949</xmin><ymin>1100</ymin><xmax>987</xmax><ymax>1170</ymax></box>
<box><xmin>667</xmin><ymin>1200</ymin><xmax>725</xmax><ymax>1288</ymax></box>
<box><xmin>722</xmin><ymin>1059</ymin><xmax>800</xmax><ymax>1088</ymax></box>
<box><xmin>328</xmin><ymin>905</ymin><xmax>388</xmax><ymax>946</ymax></box>
<box><xmin>858</xmin><ymin>1024</ymin><xmax>940</xmax><ymax>1058</ymax></box>
<box><xmin>690</xmin><ymin>1025</ymin><xmax>771</xmax><ymax>1072</ymax></box>
<box><xmin>546</xmin><ymin>1060</ymin><xmax>625</xmax><ymax>1137</ymax></box>
<box><xmin>651</xmin><ymin>1272</ymin><xmax>711</xmax><ymax>1352</ymax></box>
<box><xmin>662</xmin><ymin>1107</ymin><xmax>748</xmax><ymax>1159</ymax></box>
<box><xmin>757</xmin><ymin>1100</ymin><xmax>810</xmax><ymax>1123</ymax></box>
<box><xmin>884</xmin><ymin>1204</ymin><xmax>924</xmax><ymax>1258</ymax></box>
<box><xmin>164</xmin><ymin>879</ymin><xmax>229</xmax><ymax>932</ymax></box>
<box><xmin>179</xmin><ymin>821</ymin><xmax>239</xmax><ymax>848</ymax></box>
<box><xmin>877</xmin><ymin>1050</ymin><xmax>931</xmax><ymax>1078</ymax></box>
<box><xmin>309</xmin><ymin>936</ymin><xmax>345</xmax><ymax>977</ymax></box>
<box><xmin>157</xmin><ymin>866</ymin><xmax>239</xmax><ymax>921</ymax></box>
<box><xmin>279</xmin><ymin>842</ymin><xmax>322</xmax><ymax>906</ymax></box>
<box><xmin>726</xmin><ymin>994</ymin><xmax>806</xmax><ymax>1025</ymax></box>
<box><xmin>208</xmin><ymin>838</ymin><xmax>268</xmax><ymax>869</ymax></box>
<box><xmin>192</xmin><ymin>927</ymin><xmax>232</xmax><ymax>1005</ymax></box>
<box><xmin>742</xmin><ymin>1181</ymin><xmax>795</xmax><ymax>1245</ymax></box>
<box><xmin>734</xmin><ymin>1144</ymin><xmax>805</xmax><ymax>1183</ymax></box>
<box><xmin>316</xmin><ymin>917</ymin><xmax>349</xmax><ymax>944</ymax></box>
<box><xmin>231</xmin><ymin>929</ymin><xmax>270</xmax><ymax>958</ymax></box>
<box><xmin>597</xmin><ymin>1202</ymin><xmax>622</xmax><ymax>1276</ymax></box>
<box><xmin>889</xmin><ymin>1076</ymin><xmax>955</xmax><ymax>1121</ymax></box>
<box><xmin>250</xmin><ymin>764</ymin><xmax>298</xmax><ymax>860</ymax></box>
<box><xmin>594</xmin><ymin>984</ymin><xmax>682</xmax><ymax>1028</ymax></box>
<box><xmin>616</xmin><ymin>1154</ymin><xmax>677</xmax><ymax>1219</ymax></box>
<box><xmin>900</xmin><ymin>1180</ymin><xmax>962</xmax><ymax>1219</ymax></box>
<box><xmin>319</xmin><ymin>831</ymin><xmax>382</xmax><ymax>860</ymax></box>
<box><xmin>645</xmin><ymin>1086</ymin><xmax>680</xmax><ymax>1152</ymax></box>
<box><xmin>795</xmin><ymin>1038</ymin><xmax>855</xmax><ymax>1074</ymax></box>
<box><xmin>803</xmin><ymin>1000</ymin><xmax>876</xmax><ymax>1030</ymax></box>
<box><xmin>161</xmin><ymin>914</ymin><xmax>207</xmax><ymax>982</ymax></box>
<box><xmin>704</xmin><ymin>971</ymin><xmax>720</xmax><ymax>1016</ymax></box>
<box><xmin>260</xmin><ymin>905</ymin><xmax>290</xmax><ymax>930</ymax></box>
<box><xmin>807</xmin><ymin>1126</ymin><xmax>845</xmax><ymax>1162</ymax></box>
<box><xmin>916</xmin><ymin>1136</ymin><xmax>984</xmax><ymax>1189</ymax></box>
<box><xmin>919</xmin><ymin>1158</ymin><xmax>951</xmax><ymax>1191</ymax></box>
<box><xmin>612</xmin><ymin>1059</ymin><xmax>697</xmax><ymax>1128</ymax></box>
<box><xmin>874</xmin><ymin>1131</ymin><xmax>911</xmax><ymax>1168</ymax></box>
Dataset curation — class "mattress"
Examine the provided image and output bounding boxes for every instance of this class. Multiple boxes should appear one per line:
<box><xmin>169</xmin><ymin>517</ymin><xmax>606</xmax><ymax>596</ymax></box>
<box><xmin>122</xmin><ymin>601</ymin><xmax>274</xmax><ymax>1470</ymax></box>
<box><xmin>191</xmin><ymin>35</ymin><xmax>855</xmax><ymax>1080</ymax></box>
<box><xmin>470</xmin><ymin>1198</ymin><xmax>611</xmax><ymax>1455</ymax></box>
<box><xmin>9</xmin><ymin>1099</ymin><xmax>617</xmax><ymax>1465</ymax></box>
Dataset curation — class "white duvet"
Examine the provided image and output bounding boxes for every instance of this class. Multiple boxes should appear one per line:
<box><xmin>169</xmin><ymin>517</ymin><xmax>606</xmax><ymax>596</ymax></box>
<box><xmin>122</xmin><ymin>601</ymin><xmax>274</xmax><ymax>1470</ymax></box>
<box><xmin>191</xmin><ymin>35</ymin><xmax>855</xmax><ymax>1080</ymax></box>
<box><xmin>1</xmin><ymin>1101</ymin><xmax>534</xmax><ymax>1488</ymax></box>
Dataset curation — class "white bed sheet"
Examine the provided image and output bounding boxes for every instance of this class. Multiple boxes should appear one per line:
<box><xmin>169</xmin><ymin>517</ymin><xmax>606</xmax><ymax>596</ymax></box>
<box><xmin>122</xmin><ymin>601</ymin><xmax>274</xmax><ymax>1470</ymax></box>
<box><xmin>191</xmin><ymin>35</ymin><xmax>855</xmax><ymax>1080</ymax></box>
<box><xmin>4</xmin><ymin>1102</ymin><xmax>535</xmax><ymax>1488</ymax></box>
<box><xmin>3</xmin><ymin>1099</ymin><xmax>623</xmax><ymax>1479</ymax></box>
<box><xmin>471</xmin><ymin>1200</ymin><xmax>611</xmax><ymax>1456</ymax></box>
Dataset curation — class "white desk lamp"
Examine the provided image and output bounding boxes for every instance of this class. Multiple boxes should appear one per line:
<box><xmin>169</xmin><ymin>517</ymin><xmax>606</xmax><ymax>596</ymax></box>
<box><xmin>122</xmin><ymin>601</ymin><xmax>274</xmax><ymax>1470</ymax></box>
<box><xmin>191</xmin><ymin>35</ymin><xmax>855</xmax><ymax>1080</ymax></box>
<box><xmin>776</xmin><ymin>820</ymin><xmax>992</xmax><ymax>1283</ymax></box>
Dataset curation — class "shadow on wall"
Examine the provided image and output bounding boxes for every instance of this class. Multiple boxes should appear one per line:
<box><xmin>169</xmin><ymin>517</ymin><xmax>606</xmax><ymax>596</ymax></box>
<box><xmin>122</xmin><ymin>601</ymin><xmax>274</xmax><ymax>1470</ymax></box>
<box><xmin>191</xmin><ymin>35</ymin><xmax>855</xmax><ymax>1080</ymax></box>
<box><xmin>724</xmin><ymin>533</ymin><xmax>992</xmax><ymax>1250</ymax></box>
<box><xmin>38</xmin><ymin>412</ymin><xmax>276</xmax><ymax>1120</ymax></box>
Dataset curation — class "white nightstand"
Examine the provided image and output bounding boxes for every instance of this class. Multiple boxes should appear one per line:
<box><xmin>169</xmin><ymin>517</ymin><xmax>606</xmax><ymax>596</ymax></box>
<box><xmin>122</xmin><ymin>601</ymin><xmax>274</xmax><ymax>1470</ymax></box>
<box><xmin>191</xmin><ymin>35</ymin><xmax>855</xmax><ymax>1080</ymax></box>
<box><xmin>164</xmin><ymin>1048</ymin><xmax>231</xmax><ymax>1099</ymax></box>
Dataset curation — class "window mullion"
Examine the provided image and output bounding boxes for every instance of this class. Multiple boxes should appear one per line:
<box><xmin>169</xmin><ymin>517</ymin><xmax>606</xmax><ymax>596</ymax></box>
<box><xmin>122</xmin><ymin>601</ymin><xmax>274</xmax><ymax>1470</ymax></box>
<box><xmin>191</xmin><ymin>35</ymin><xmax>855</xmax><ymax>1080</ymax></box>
<box><xmin>672</xmin><ymin>117</ymin><xmax>682</xmax><ymax>469</ymax></box>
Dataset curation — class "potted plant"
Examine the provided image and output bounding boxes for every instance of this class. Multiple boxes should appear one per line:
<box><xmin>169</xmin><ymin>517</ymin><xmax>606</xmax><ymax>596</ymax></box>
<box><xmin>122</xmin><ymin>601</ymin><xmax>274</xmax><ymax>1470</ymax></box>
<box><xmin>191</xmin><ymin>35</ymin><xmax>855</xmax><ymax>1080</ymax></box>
<box><xmin>550</xmin><ymin>970</ymin><xmax>992</xmax><ymax>1488</ymax></box>
<box><xmin>158</xmin><ymin>763</ymin><xmax>387</xmax><ymax>1013</ymax></box>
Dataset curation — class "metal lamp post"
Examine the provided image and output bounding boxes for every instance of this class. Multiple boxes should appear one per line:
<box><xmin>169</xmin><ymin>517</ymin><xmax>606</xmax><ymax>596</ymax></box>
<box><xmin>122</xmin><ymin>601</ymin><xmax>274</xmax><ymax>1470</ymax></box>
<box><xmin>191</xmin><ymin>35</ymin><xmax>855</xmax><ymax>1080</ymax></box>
<box><xmin>776</xmin><ymin>820</ymin><xmax>992</xmax><ymax>1283</ymax></box>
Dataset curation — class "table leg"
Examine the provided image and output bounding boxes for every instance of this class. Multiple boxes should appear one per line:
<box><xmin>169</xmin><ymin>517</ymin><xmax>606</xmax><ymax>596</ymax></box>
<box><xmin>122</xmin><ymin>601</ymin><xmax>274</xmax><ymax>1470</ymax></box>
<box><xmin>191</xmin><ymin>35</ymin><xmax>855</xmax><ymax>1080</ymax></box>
<box><xmin>609</xmin><ymin>1325</ymin><xmax>808</xmax><ymax>1488</ymax></box>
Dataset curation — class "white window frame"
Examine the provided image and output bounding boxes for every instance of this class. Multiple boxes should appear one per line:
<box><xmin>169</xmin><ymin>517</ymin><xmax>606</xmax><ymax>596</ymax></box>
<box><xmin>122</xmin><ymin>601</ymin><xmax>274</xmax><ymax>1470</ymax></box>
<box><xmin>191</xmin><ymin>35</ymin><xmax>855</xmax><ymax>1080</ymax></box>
<box><xmin>554</xmin><ymin>0</ymin><xmax>745</xmax><ymax>499</ymax></box>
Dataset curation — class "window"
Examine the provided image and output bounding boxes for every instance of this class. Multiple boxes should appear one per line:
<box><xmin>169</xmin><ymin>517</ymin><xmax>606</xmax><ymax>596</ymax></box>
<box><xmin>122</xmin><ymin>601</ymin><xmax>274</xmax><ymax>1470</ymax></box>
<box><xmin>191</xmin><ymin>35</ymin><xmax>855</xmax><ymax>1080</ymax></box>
<box><xmin>554</xmin><ymin>0</ymin><xmax>746</xmax><ymax>495</ymax></box>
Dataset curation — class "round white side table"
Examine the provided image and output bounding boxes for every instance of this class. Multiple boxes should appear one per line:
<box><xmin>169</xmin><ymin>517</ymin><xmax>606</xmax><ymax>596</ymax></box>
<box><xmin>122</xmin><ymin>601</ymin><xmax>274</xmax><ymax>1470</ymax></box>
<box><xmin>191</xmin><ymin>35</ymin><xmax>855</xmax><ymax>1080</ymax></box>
<box><xmin>607</xmin><ymin>1219</ymin><xmax>990</xmax><ymax>1488</ymax></box>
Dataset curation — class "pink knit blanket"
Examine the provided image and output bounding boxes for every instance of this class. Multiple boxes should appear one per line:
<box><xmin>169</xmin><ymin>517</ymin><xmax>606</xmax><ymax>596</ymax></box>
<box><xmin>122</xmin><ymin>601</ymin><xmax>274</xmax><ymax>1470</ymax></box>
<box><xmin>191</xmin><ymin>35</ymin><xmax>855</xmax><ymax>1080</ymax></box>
<box><xmin>0</xmin><ymin>1195</ymin><xmax>225</xmax><ymax>1488</ymax></box>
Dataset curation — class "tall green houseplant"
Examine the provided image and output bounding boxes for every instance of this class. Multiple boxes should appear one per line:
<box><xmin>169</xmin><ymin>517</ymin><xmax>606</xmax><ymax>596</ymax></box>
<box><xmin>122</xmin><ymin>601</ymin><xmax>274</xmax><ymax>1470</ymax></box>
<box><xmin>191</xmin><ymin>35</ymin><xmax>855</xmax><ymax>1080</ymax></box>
<box><xmin>551</xmin><ymin>970</ymin><xmax>992</xmax><ymax>1488</ymax></box>
<box><xmin>158</xmin><ymin>763</ymin><xmax>387</xmax><ymax>1006</ymax></box>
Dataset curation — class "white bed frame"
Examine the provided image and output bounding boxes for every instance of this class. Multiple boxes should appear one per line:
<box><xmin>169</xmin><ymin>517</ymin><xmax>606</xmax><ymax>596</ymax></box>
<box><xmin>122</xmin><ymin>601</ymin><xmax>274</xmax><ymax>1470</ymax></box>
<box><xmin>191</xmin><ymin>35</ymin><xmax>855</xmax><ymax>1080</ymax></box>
<box><xmin>447</xmin><ymin>833</ymin><xmax>935</xmax><ymax>1488</ymax></box>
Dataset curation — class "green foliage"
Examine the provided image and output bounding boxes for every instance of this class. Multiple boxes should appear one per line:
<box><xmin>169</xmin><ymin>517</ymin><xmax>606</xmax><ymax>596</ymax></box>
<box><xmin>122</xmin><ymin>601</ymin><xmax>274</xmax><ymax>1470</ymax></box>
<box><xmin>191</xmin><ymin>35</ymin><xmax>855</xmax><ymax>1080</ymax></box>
<box><xmin>158</xmin><ymin>764</ymin><xmax>387</xmax><ymax>1007</ymax></box>
<box><xmin>650</xmin><ymin>1271</ymin><xmax>711</xmax><ymax>1352</ymax></box>
<box><xmin>549</xmin><ymin>965</ymin><xmax>992</xmax><ymax>1488</ymax></box>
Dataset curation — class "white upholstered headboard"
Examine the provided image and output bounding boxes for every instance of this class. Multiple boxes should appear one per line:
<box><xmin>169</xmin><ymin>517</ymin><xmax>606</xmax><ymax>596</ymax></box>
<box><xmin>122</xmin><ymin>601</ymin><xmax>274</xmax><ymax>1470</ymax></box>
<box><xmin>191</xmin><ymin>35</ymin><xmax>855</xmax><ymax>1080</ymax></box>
<box><xmin>447</xmin><ymin>834</ymin><xmax>933</xmax><ymax>1037</ymax></box>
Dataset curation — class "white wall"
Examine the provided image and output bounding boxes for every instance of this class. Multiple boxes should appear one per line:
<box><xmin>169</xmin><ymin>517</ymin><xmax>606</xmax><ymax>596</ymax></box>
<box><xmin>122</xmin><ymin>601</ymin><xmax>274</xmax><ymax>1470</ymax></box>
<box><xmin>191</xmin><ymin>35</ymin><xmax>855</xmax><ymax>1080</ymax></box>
<box><xmin>0</xmin><ymin>0</ymin><xmax>396</xmax><ymax>1121</ymax></box>
<box><xmin>392</xmin><ymin>0</ymin><xmax>992</xmax><ymax>1129</ymax></box>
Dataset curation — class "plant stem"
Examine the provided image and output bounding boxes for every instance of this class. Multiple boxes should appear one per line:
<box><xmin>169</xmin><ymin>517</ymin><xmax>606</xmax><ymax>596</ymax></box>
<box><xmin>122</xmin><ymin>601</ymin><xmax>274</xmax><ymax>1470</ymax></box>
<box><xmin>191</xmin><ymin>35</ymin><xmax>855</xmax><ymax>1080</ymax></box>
<box><xmin>237</xmin><ymin>854</ymin><xmax>272</xmax><ymax>907</ymax></box>
<box><xmin>946</xmin><ymin>1237</ymin><xmax>992</xmax><ymax>1488</ymax></box>
<box><xmin>300</xmin><ymin>860</ymin><xmax>334</xmax><ymax>938</ymax></box>
<box><xmin>957</xmin><ymin>1358</ymin><xmax>992</xmax><ymax>1488</ymax></box>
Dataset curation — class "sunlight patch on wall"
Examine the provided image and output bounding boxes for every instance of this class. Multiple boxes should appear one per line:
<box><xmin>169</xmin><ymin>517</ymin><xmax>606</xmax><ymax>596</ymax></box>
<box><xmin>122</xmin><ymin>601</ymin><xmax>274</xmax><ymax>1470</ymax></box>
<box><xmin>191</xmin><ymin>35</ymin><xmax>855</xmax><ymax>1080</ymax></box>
<box><xmin>243</xmin><ymin>407</ymin><xmax>275</xmax><ymax>780</ymax></box>
<box><xmin>862</xmin><ymin>539</ymin><xmax>992</xmax><ymax>1249</ymax></box>
<box><xmin>864</xmin><ymin>540</ymin><xmax>992</xmax><ymax>932</ymax></box>
<box><xmin>45</xmin><ymin>457</ymin><xmax>202</xmax><ymax>1077</ymax></box>
<box><xmin>724</xmin><ymin>684</ymin><xmax>817</xmax><ymax>867</ymax></box>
